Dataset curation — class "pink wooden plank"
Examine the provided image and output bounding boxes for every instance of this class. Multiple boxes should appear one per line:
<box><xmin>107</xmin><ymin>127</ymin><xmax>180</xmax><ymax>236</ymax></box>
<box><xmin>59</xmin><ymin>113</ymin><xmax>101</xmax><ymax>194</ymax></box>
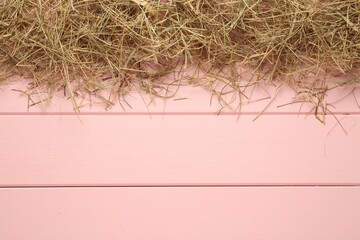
<box><xmin>1</xmin><ymin>79</ymin><xmax>359</xmax><ymax>114</ymax></box>
<box><xmin>1</xmin><ymin>187</ymin><xmax>360</xmax><ymax>240</ymax></box>
<box><xmin>1</xmin><ymin>115</ymin><xmax>359</xmax><ymax>186</ymax></box>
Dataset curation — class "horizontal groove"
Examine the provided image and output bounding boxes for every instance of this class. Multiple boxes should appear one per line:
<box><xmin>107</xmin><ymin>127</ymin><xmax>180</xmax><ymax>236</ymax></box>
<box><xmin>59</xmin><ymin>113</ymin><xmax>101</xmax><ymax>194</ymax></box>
<box><xmin>1</xmin><ymin>184</ymin><xmax>360</xmax><ymax>189</ymax></box>
<box><xmin>0</xmin><ymin>112</ymin><xmax>359</xmax><ymax>116</ymax></box>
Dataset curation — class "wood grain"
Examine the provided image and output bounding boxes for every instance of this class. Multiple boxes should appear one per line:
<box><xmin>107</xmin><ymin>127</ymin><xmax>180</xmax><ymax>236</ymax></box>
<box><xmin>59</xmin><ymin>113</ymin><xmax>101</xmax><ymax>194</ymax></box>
<box><xmin>1</xmin><ymin>81</ymin><xmax>359</xmax><ymax>114</ymax></box>
<box><xmin>1</xmin><ymin>115</ymin><xmax>359</xmax><ymax>186</ymax></box>
<box><xmin>1</xmin><ymin>76</ymin><xmax>360</xmax><ymax>240</ymax></box>
<box><xmin>1</xmin><ymin>187</ymin><xmax>360</xmax><ymax>240</ymax></box>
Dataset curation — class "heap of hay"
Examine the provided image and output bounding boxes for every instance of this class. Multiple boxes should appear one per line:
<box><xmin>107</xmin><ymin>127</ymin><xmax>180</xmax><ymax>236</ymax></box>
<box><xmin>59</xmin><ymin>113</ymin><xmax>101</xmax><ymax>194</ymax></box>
<box><xmin>1</xmin><ymin>0</ymin><xmax>359</xmax><ymax>117</ymax></box>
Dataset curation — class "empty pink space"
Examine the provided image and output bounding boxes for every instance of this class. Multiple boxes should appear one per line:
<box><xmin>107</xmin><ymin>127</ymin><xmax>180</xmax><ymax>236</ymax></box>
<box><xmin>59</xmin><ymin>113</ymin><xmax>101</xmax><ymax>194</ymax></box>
<box><xmin>1</xmin><ymin>187</ymin><xmax>360</xmax><ymax>240</ymax></box>
<box><xmin>1</xmin><ymin>115</ymin><xmax>360</xmax><ymax>187</ymax></box>
<box><xmin>1</xmin><ymin>82</ymin><xmax>360</xmax><ymax>239</ymax></box>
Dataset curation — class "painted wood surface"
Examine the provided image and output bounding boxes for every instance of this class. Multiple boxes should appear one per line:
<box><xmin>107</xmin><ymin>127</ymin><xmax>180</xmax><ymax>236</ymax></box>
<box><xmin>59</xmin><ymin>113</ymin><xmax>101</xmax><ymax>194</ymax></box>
<box><xmin>1</xmin><ymin>115</ymin><xmax>359</xmax><ymax>186</ymax></box>
<box><xmin>1</xmin><ymin>187</ymin><xmax>360</xmax><ymax>240</ymax></box>
<box><xmin>1</xmin><ymin>81</ymin><xmax>360</xmax><ymax>239</ymax></box>
<box><xmin>1</xmin><ymin>80</ymin><xmax>359</xmax><ymax>114</ymax></box>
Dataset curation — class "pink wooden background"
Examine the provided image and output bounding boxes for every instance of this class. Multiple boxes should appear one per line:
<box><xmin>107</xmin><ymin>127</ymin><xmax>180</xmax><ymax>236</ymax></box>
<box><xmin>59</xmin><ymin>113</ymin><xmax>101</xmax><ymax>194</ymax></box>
<box><xmin>1</xmin><ymin>79</ymin><xmax>360</xmax><ymax>239</ymax></box>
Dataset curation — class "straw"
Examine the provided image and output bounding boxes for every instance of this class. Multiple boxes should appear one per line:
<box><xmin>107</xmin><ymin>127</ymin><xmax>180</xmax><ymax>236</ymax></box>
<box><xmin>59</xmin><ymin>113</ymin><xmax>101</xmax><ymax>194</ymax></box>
<box><xmin>1</xmin><ymin>0</ymin><xmax>359</xmax><ymax>117</ymax></box>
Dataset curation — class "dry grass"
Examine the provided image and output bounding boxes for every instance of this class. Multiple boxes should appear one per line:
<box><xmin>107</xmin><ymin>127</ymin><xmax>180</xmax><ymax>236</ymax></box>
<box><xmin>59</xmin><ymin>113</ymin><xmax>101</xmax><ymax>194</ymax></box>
<box><xmin>1</xmin><ymin>0</ymin><xmax>359</xmax><ymax>117</ymax></box>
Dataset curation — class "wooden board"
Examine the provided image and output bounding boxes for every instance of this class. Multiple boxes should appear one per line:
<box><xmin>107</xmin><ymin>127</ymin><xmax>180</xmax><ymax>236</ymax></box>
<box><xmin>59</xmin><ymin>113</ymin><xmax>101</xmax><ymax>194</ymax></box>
<box><xmin>1</xmin><ymin>80</ymin><xmax>360</xmax><ymax>239</ymax></box>
<box><xmin>1</xmin><ymin>80</ymin><xmax>359</xmax><ymax>114</ymax></box>
<box><xmin>1</xmin><ymin>115</ymin><xmax>360</xmax><ymax>186</ymax></box>
<box><xmin>1</xmin><ymin>187</ymin><xmax>360</xmax><ymax>240</ymax></box>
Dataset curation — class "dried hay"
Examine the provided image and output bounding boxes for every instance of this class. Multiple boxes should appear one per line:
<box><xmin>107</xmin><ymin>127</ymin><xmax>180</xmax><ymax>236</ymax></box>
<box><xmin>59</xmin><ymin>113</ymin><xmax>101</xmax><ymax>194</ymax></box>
<box><xmin>1</xmin><ymin>0</ymin><xmax>359</xmax><ymax>120</ymax></box>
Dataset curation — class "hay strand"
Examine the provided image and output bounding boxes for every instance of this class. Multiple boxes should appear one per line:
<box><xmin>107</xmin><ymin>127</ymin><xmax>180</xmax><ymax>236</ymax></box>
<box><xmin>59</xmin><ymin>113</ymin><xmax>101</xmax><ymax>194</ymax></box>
<box><xmin>0</xmin><ymin>0</ymin><xmax>359</xmax><ymax>116</ymax></box>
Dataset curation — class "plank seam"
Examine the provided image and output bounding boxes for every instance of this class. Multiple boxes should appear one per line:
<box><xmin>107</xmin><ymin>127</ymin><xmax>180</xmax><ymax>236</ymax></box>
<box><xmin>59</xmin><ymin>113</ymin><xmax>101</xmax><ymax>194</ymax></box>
<box><xmin>1</xmin><ymin>184</ymin><xmax>360</xmax><ymax>189</ymax></box>
<box><xmin>0</xmin><ymin>112</ymin><xmax>359</xmax><ymax>116</ymax></box>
